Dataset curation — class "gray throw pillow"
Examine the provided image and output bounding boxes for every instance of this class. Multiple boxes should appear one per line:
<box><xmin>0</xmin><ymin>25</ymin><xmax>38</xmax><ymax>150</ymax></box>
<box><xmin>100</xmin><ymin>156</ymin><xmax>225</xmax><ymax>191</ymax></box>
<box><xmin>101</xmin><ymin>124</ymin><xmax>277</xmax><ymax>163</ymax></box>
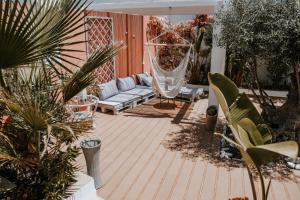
<box><xmin>98</xmin><ymin>79</ymin><xmax>119</xmax><ymax>100</ymax></box>
<box><xmin>136</xmin><ymin>73</ymin><xmax>148</xmax><ymax>85</ymax></box>
<box><xmin>142</xmin><ymin>76</ymin><xmax>153</xmax><ymax>87</ymax></box>
<box><xmin>117</xmin><ymin>77</ymin><xmax>136</xmax><ymax>92</ymax></box>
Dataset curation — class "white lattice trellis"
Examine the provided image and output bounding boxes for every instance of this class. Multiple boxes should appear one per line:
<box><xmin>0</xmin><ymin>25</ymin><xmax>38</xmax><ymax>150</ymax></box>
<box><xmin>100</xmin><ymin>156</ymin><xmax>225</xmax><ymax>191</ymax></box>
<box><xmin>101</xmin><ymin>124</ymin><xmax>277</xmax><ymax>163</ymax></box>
<box><xmin>85</xmin><ymin>16</ymin><xmax>115</xmax><ymax>84</ymax></box>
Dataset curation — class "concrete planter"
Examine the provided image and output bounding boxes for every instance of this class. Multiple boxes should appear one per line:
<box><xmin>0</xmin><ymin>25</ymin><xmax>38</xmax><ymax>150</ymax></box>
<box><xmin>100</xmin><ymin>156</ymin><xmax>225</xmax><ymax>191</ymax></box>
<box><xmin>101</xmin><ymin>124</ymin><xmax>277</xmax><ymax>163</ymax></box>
<box><xmin>206</xmin><ymin>105</ymin><xmax>218</xmax><ymax>131</ymax></box>
<box><xmin>64</xmin><ymin>172</ymin><xmax>103</xmax><ymax>200</ymax></box>
<box><xmin>80</xmin><ymin>139</ymin><xmax>102</xmax><ymax>189</ymax></box>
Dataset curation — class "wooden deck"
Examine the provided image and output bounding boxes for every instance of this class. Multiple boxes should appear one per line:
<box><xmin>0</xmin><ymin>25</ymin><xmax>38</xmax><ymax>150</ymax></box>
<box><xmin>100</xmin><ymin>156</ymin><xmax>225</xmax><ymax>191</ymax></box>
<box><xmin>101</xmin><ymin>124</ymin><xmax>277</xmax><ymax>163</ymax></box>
<box><xmin>77</xmin><ymin>98</ymin><xmax>300</xmax><ymax>200</ymax></box>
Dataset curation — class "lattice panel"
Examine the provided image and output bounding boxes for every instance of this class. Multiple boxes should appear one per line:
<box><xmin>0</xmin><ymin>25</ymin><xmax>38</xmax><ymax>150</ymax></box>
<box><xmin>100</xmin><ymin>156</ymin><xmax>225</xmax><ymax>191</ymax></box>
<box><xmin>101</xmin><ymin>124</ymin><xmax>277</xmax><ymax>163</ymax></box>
<box><xmin>85</xmin><ymin>17</ymin><xmax>114</xmax><ymax>84</ymax></box>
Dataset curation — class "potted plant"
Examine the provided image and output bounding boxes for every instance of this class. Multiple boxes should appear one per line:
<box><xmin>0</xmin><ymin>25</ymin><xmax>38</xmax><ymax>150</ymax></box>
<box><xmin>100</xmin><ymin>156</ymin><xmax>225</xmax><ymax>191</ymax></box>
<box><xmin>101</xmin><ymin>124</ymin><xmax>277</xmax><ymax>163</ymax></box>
<box><xmin>209</xmin><ymin>73</ymin><xmax>299</xmax><ymax>200</ymax></box>
<box><xmin>206</xmin><ymin>105</ymin><xmax>218</xmax><ymax>131</ymax></box>
<box><xmin>0</xmin><ymin>0</ymin><xmax>122</xmax><ymax>199</ymax></box>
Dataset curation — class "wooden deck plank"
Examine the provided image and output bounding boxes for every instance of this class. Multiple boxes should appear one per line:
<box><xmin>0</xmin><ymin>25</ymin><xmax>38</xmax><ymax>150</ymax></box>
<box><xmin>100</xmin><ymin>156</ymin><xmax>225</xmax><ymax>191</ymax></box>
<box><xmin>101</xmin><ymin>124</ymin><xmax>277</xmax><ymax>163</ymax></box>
<box><xmin>169</xmin><ymin>159</ymin><xmax>195</xmax><ymax>200</ymax></box>
<box><xmin>199</xmin><ymin>163</ymin><xmax>219</xmax><ymax>200</ymax></box>
<box><xmin>229</xmin><ymin>167</ymin><xmax>245</xmax><ymax>198</ymax></box>
<box><xmin>100</xmin><ymin>118</ymin><xmax>159</xmax><ymax>199</ymax></box>
<box><xmin>100</xmin><ymin>117</ymin><xmax>145</xmax><ymax>159</ymax></box>
<box><xmin>100</xmin><ymin>116</ymin><xmax>137</xmax><ymax>143</ymax></box>
<box><xmin>123</xmin><ymin>143</ymin><xmax>169</xmax><ymax>200</ymax></box>
<box><xmin>215</xmin><ymin>167</ymin><xmax>230</xmax><ymax>200</ymax></box>
<box><xmin>108</xmin><ymin>119</ymin><xmax>171</xmax><ymax>200</ymax></box>
<box><xmin>76</xmin><ymin>98</ymin><xmax>300</xmax><ymax>200</ymax></box>
<box><xmin>153</xmin><ymin>153</ymin><xmax>186</xmax><ymax>200</ymax></box>
<box><xmin>270</xmin><ymin>181</ymin><xmax>289</xmax><ymax>200</ymax></box>
<box><xmin>103</xmin><ymin>119</ymin><xmax>167</xmax><ymax>199</ymax></box>
<box><xmin>137</xmin><ymin>151</ymin><xmax>177</xmax><ymax>200</ymax></box>
<box><xmin>184</xmin><ymin>159</ymin><xmax>208</xmax><ymax>200</ymax></box>
<box><xmin>99</xmin><ymin>118</ymin><xmax>157</xmax><ymax>185</ymax></box>
<box><xmin>94</xmin><ymin>118</ymin><xmax>147</xmax><ymax>175</ymax></box>
<box><xmin>243</xmin><ymin>168</ymin><xmax>254</xmax><ymax>200</ymax></box>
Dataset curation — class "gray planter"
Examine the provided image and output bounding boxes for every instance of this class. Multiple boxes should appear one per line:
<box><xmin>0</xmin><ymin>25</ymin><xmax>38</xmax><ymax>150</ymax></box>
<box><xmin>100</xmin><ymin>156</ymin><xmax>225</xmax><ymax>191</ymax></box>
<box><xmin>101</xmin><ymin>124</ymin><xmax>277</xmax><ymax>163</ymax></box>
<box><xmin>80</xmin><ymin>139</ymin><xmax>102</xmax><ymax>189</ymax></box>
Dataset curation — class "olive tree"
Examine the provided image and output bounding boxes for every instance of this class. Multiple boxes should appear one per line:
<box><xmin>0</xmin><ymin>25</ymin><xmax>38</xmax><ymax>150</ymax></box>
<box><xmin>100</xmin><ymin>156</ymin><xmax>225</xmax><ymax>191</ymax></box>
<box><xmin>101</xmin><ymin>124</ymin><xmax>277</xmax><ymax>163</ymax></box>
<box><xmin>217</xmin><ymin>0</ymin><xmax>300</xmax><ymax>125</ymax></box>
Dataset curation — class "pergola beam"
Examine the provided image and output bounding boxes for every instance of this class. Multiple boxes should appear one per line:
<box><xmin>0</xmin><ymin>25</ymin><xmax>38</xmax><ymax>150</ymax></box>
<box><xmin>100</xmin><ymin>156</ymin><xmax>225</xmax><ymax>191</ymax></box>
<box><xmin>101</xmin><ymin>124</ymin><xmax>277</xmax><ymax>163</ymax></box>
<box><xmin>90</xmin><ymin>0</ymin><xmax>219</xmax><ymax>15</ymax></box>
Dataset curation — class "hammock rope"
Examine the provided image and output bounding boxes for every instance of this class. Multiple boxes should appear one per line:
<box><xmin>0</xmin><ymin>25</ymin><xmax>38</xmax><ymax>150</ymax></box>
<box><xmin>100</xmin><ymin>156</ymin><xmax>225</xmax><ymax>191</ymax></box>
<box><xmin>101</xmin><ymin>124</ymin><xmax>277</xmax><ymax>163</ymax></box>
<box><xmin>147</xmin><ymin>45</ymin><xmax>192</xmax><ymax>98</ymax></box>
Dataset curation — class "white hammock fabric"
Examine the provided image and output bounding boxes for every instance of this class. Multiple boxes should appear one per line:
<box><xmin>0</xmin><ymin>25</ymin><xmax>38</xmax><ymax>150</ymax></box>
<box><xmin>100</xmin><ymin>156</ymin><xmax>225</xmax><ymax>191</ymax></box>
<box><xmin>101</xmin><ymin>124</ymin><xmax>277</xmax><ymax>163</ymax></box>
<box><xmin>147</xmin><ymin>46</ymin><xmax>192</xmax><ymax>98</ymax></box>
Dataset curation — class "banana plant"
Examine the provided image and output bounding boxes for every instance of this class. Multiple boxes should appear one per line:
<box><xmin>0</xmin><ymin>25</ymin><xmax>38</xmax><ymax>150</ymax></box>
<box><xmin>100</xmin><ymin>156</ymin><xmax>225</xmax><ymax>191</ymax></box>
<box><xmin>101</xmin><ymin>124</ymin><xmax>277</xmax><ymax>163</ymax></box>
<box><xmin>208</xmin><ymin>73</ymin><xmax>299</xmax><ymax>200</ymax></box>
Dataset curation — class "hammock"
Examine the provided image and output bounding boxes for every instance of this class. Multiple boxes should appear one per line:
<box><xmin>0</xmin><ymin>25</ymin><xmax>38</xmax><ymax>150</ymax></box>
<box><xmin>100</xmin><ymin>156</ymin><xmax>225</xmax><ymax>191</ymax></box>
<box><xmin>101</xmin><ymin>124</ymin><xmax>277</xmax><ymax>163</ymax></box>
<box><xmin>147</xmin><ymin>45</ymin><xmax>192</xmax><ymax>98</ymax></box>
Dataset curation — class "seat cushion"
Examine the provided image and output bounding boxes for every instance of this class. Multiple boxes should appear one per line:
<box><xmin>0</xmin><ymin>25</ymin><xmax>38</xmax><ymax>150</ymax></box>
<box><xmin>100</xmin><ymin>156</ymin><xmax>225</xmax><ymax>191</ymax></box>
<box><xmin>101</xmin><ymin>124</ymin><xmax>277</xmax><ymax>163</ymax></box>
<box><xmin>136</xmin><ymin>85</ymin><xmax>152</xmax><ymax>89</ymax></box>
<box><xmin>121</xmin><ymin>88</ymin><xmax>153</xmax><ymax>98</ymax></box>
<box><xmin>98</xmin><ymin>100</ymin><xmax>123</xmax><ymax>111</ymax></box>
<box><xmin>141</xmin><ymin>76</ymin><xmax>153</xmax><ymax>87</ymax></box>
<box><xmin>136</xmin><ymin>73</ymin><xmax>148</xmax><ymax>85</ymax></box>
<box><xmin>105</xmin><ymin>93</ymin><xmax>140</xmax><ymax>105</ymax></box>
<box><xmin>98</xmin><ymin>80</ymin><xmax>119</xmax><ymax>100</ymax></box>
<box><xmin>117</xmin><ymin>77</ymin><xmax>136</xmax><ymax>92</ymax></box>
<box><xmin>179</xmin><ymin>87</ymin><xmax>203</xmax><ymax>100</ymax></box>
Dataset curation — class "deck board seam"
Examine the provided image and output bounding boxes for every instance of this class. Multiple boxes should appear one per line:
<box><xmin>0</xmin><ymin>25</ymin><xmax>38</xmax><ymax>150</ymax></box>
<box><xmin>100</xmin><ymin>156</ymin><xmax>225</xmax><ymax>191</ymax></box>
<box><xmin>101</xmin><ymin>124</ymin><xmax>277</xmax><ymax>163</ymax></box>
<box><xmin>124</xmin><ymin>122</ymin><xmax>171</xmax><ymax>199</ymax></box>
<box><xmin>100</xmin><ymin>116</ymin><xmax>135</xmax><ymax>141</ymax></box>
<box><xmin>182</xmin><ymin>160</ymin><xmax>197</xmax><ymax>200</ymax></box>
<box><xmin>166</xmin><ymin>158</ymin><xmax>186</xmax><ymax>200</ymax></box>
<box><xmin>105</xmin><ymin>119</ymin><xmax>167</xmax><ymax>198</ymax></box>
<box><xmin>101</xmin><ymin>117</ymin><xmax>145</xmax><ymax>156</ymax></box>
<box><xmin>151</xmin><ymin>152</ymin><xmax>178</xmax><ymax>200</ymax></box>
<box><xmin>101</xmin><ymin>117</ymin><xmax>139</xmax><ymax>147</ymax></box>
<box><xmin>197</xmin><ymin>160</ymin><xmax>208</xmax><ymax>200</ymax></box>
<box><xmin>102</xmin><ymin>118</ymin><xmax>158</xmax><ymax>173</ymax></box>
<box><xmin>212</xmin><ymin>167</ymin><xmax>220</xmax><ymax>200</ymax></box>
<box><xmin>135</xmin><ymin>149</ymin><xmax>169</xmax><ymax>200</ymax></box>
<box><xmin>282</xmin><ymin>182</ymin><xmax>291</xmax><ymax>200</ymax></box>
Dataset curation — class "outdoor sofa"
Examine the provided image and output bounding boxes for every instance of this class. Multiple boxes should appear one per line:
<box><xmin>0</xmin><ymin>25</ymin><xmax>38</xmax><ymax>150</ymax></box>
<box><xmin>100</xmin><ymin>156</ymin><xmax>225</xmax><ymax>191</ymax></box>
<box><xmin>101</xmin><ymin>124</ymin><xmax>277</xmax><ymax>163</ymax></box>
<box><xmin>97</xmin><ymin>73</ymin><xmax>204</xmax><ymax>114</ymax></box>
<box><xmin>97</xmin><ymin>73</ymin><xmax>154</xmax><ymax>114</ymax></box>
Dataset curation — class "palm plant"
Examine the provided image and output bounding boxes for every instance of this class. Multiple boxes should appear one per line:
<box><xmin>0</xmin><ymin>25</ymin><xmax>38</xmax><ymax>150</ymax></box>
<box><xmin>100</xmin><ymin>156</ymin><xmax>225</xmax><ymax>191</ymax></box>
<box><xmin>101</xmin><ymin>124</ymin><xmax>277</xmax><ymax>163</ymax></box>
<box><xmin>208</xmin><ymin>73</ymin><xmax>299</xmax><ymax>200</ymax></box>
<box><xmin>0</xmin><ymin>0</ymin><xmax>123</xmax><ymax>199</ymax></box>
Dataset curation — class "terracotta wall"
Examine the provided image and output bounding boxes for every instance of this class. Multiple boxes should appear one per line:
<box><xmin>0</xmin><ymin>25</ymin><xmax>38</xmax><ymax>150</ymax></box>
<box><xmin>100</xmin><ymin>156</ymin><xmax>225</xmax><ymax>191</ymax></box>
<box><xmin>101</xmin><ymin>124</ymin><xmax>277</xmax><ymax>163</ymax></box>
<box><xmin>143</xmin><ymin>16</ymin><xmax>152</xmax><ymax>75</ymax></box>
<box><xmin>71</xmin><ymin>11</ymin><xmax>149</xmax><ymax>79</ymax></box>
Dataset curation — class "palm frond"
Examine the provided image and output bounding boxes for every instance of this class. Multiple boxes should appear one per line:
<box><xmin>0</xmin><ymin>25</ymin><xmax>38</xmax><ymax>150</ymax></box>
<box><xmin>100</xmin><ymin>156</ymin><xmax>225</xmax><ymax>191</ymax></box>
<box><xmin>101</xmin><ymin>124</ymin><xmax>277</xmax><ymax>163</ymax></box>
<box><xmin>63</xmin><ymin>43</ymin><xmax>124</xmax><ymax>102</ymax></box>
<box><xmin>0</xmin><ymin>0</ymin><xmax>89</xmax><ymax>76</ymax></box>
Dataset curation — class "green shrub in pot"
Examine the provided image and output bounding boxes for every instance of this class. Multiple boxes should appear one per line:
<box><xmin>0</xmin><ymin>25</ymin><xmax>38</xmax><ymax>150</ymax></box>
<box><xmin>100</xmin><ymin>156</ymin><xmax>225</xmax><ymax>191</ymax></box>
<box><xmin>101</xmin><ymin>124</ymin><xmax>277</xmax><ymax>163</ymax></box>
<box><xmin>206</xmin><ymin>105</ymin><xmax>218</xmax><ymax>131</ymax></box>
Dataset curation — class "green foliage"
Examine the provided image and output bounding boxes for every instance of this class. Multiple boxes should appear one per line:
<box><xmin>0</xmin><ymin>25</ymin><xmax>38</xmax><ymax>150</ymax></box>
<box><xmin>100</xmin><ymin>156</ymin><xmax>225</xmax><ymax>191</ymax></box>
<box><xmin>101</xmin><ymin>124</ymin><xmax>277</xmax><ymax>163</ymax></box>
<box><xmin>0</xmin><ymin>0</ymin><xmax>121</xmax><ymax>199</ymax></box>
<box><xmin>0</xmin><ymin>68</ymin><xmax>91</xmax><ymax>199</ymax></box>
<box><xmin>217</xmin><ymin>0</ymin><xmax>300</xmax><ymax>106</ymax></box>
<box><xmin>209</xmin><ymin>73</ymin><xmax>298</xmax><ymax>200</ymax></box>
<box><xmin>206</xmin><ymin>105</ymin><xmax>217</xmax><ymax>116</ymax></box>
<box><xmin>146</xmin><ymin>15</ymin><xmax>213</xmax><ymax>84</ymax></box>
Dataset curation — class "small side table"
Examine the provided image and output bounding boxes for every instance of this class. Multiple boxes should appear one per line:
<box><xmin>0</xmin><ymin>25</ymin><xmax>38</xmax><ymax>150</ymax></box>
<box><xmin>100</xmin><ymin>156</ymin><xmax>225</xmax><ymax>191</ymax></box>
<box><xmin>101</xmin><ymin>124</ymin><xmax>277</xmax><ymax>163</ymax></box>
<box><xmin>67</xmin><ymin>95</ymin><xmax>99</xmax><ymax>129</ymax></box>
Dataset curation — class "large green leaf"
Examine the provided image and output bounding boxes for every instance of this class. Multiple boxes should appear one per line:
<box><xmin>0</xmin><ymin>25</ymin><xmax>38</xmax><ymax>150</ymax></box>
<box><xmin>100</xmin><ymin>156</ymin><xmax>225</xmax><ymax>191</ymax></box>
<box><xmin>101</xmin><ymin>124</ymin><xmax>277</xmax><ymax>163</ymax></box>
<box><xmin>238</xmin><ymin>118</ymin><xmax>265</xmax><ymax>146</ymax></box>
<box><xmin>247</xmin><ymin>141</ymin><xmax>299</xmax><ymax>166</ymax></box>
<box><xmin>229</xmin><ymin>93</ymin><xmax>264</xmax><ymax>125</ymax></box>
<box><xmin>208</xmin><ymin>73</ymin><xmax>239</xmax><ymax>109</ymax></box>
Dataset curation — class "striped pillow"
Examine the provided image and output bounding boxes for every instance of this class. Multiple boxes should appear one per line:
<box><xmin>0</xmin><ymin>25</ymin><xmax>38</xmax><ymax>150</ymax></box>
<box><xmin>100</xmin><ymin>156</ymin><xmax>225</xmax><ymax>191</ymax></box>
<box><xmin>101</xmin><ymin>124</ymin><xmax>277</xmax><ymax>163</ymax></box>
<box><xmin>98</xmin><ymin>79</ymin><xmax>119</xmax><ymax>100</ymax></box>
<box><xmin>117</xmin><ymin>77</ymin><xmax>136</xmax><ymax>92</ymax></box>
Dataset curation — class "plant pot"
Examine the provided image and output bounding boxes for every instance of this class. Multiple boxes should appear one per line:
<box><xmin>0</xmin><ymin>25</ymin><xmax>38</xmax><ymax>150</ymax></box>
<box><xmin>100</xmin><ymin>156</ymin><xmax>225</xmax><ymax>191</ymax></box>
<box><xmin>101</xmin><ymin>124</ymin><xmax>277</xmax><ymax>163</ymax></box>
<box><xmin>229</xmin><ymin>197</ymin><xmax>249</xmax><ymax>200</ymax></box>
<box><xmin>80</xmin><ymin>139</ymin><xmax>102</xmax><ymax>189</ymax></box>
<box><xmin>206</xmin><ymin>106</ymin><xmax>218</xmax><ymax>131</ymax></box>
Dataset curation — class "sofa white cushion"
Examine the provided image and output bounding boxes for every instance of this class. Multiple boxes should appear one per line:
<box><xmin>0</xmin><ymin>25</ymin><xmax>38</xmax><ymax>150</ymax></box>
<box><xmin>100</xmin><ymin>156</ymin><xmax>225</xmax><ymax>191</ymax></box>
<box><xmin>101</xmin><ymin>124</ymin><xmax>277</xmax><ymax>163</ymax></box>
<box><xmin>142</xmin><ymin>76</ymin><xmax>153</xmax><ymax>87</ymax></box>
<box><xmin>136</xmin><ymin>73</ymin><xmax>148</xmax><ymax>85</ymax></box>
<box><xmin>117</xmin><ymin>77</ymin><xmax>136</xmax><ymax>92</ymax></box>
<box><xmin>98</xmin><ymin>79</ymin><xmax>119</xmax><ymax>100</ymax></box>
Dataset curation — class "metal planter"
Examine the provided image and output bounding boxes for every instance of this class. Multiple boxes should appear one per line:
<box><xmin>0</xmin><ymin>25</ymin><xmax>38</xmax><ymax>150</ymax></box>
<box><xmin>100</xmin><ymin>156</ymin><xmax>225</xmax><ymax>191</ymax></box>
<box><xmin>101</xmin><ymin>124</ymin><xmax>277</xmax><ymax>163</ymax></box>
<box><xmin>80</xmin><ymin>139</ymin><xmax>102</xmax><ymax>189</ymax></box>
